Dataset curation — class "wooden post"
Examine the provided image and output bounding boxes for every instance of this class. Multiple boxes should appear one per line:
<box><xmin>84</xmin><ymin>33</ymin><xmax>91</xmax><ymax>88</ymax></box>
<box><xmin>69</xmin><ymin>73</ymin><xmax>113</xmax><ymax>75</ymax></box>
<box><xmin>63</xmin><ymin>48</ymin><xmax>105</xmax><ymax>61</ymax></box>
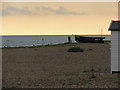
<box><xmin>68</xmin><ymin>36</ymin><xmax>72</xmax><ymax>44</ymax></box>
<box><xmin>7</xmin><ymin>40</ymin><xmax>9</xmax><ymax>47</ymax></box>
<box><xmin>42</xmin><ymin>38</ymin><xmax>44</xmax><ymax>45</ymax></box>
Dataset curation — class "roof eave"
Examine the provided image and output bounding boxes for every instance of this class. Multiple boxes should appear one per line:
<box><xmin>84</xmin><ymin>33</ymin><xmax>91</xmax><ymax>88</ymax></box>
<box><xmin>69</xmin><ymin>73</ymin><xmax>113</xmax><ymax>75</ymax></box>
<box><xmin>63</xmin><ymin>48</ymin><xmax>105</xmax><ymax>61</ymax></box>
<box><xmin>109</xmin><ymin>29</ymin><xmax>120</xmax><ymax>31</ymax></box>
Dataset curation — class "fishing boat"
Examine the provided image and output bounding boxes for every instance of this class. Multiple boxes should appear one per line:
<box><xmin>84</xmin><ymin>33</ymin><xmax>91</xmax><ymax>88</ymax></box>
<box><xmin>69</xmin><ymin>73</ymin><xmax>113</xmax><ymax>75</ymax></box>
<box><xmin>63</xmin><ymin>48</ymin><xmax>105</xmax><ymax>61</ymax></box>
<box><xmin>75</xmin><ymin>35</ymin><xmax>105</xmax><ymax>43</ymax></box>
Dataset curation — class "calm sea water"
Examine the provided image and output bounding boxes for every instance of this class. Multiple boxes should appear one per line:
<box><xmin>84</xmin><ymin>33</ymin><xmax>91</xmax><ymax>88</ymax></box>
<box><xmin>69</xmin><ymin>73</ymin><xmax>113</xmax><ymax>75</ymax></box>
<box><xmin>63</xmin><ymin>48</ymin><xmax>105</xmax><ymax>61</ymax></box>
<box><xmin>1</xmin><ymin>35</ymin><xmax>111</xmax><ymax>47</ymax></box>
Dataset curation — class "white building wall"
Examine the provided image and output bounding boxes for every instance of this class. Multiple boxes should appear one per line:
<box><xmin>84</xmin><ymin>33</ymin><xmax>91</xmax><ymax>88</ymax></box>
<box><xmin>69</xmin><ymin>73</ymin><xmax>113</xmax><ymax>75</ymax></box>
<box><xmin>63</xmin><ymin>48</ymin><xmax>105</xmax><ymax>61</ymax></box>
<box><xmin>111</xmin><ymin>31</ymin><xmax>119</xmax><ymax>72</ymax></box>
<box><xmin>118</xmin><ymin>31</ymin><xmax>120</xmax><ymax>71</ymax></box>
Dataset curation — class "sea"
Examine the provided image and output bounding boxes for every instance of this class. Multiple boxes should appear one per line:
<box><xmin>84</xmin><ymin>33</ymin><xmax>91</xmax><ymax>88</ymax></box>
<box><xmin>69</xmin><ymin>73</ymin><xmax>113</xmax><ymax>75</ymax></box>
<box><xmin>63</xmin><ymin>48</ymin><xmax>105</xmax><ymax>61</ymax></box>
<box><xmin>0</xmin><ymin>35</ymin><xmax>111</xmax><ymax>47</ymax></box>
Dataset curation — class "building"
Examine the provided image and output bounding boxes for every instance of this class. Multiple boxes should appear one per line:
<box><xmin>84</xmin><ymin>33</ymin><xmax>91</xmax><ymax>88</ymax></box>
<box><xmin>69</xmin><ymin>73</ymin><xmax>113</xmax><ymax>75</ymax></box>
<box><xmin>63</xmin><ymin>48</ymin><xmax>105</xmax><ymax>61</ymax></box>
<box><xmin>109</xmin><ymin>20</ymin><xmax>120</xmax><ymax>73</ymax></box>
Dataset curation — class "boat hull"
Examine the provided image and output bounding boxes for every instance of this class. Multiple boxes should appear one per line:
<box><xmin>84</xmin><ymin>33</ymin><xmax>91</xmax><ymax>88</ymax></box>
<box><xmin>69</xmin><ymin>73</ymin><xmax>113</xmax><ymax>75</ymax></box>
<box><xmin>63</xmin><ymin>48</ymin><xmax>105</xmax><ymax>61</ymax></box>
<box><xmin>75</xmin><ymin>35</ymin><xmax>105</xmax><ymax>43</ymax></box>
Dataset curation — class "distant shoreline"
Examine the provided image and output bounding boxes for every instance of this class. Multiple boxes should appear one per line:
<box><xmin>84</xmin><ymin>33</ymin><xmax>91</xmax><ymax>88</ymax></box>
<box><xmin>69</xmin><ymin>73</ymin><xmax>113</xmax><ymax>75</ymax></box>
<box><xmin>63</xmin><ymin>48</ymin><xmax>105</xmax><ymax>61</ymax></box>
<box><xmin>1</xmin><ymin>43</ymin><xmax>74</xmax><ymax>49</ymax></box>
<box><xmin>1</xmin><ymin>41</ymin><xmax>111</xmax><ymax>49</ymax></box>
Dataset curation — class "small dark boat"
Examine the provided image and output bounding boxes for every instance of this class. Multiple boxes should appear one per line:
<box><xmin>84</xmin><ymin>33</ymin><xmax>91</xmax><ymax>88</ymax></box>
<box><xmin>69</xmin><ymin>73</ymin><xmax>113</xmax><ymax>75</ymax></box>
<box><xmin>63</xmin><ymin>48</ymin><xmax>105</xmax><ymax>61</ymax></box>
<box><xmin>75</xmin><ymin>35</ymin><xmax>105</xmax><ymax>43</ymax></box>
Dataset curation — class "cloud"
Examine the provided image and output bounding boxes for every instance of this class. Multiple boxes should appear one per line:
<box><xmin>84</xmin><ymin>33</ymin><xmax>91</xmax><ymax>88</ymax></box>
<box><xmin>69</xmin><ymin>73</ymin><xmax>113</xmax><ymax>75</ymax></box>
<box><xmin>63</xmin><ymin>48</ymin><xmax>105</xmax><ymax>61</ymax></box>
<box><xmin>39</xmin><ymin>6</ymin><xmax>87</xmax><ymax>15</ymax></box>
<box><xmin>1</xmin><ymin>5</ymin><xmax>87</xmax><ymax>16</ymax></box>
<box><xmin>2</xmin><ymin>6</ymin><xmax>32</xmax><ymax>16</ymax></box>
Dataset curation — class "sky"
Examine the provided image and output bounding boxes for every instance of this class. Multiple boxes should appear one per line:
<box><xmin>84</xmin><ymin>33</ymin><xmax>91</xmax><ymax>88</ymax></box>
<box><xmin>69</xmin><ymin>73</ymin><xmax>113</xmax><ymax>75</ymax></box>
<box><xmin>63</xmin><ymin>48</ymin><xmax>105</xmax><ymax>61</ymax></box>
<box><xmin>0</xmin><ymin>2</ymin><xmax>118</xmax><ymax>35</ymax></box>
<box><xmin>1</xmin><ymin>0</ymin><xmax>119</xmax><ymax>2</ymax></box>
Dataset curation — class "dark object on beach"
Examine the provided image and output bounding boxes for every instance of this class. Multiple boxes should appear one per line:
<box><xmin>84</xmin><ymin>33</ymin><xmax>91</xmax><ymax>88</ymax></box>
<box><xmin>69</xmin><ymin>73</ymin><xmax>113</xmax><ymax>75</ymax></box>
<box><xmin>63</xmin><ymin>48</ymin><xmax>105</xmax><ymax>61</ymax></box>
<box><xmin>33</xmin><ymin>44</ymin><xmax>35</xmax><ymax>46</ymax></box>
<box><xmin>88</xmin><ymin>48</ymin><xmax>93</xmax><ymax>51</ymax></box>
<box><xmin>68</xmin><ymin>47</ymin><xmax>84</xmax><ymax>52</ymax></box>
<box><xmin>75</xmin><ymin>35</ymin><xmax>105</xmax><ymax>43</ymax></box>
<box><xmin>4</xmin><ymin>46</ymin><xmax>6</xmax><ymax>48</ymax></box>
<box><xmin>68</xmin><ymin>36</ymin><xmax>72</xmax><ymax>44</ymax></box>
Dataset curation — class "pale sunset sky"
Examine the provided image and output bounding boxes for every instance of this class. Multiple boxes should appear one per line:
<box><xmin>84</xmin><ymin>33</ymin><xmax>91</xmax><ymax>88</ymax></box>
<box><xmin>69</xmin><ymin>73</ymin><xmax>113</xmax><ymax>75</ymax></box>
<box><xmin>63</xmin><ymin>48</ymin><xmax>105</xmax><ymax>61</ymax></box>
<box><xmin>0</xmin><ymin>2</ymin><xmax>118</xmax><ymax>35</ymax></box>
